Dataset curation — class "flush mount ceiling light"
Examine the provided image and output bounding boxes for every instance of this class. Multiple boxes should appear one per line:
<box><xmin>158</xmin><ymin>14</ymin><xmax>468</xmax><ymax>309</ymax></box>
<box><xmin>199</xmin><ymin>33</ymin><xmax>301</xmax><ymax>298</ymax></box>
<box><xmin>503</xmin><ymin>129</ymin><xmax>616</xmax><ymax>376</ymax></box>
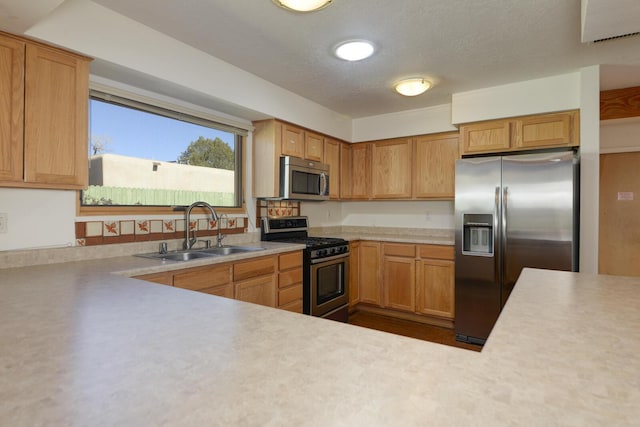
<box><xmin>334</xmin><ymin>40</ymin><xmax>375</xmax><ymax>61</ymax></box>
<box><xmin>393</xmin><ymin>78</ymin><xmax>432</xmax><ymax>96</ymax></box>
<box><xmin>272</xmin><ymin>0</ymin><xmax>333</xmax><ymax>12</ymax></box>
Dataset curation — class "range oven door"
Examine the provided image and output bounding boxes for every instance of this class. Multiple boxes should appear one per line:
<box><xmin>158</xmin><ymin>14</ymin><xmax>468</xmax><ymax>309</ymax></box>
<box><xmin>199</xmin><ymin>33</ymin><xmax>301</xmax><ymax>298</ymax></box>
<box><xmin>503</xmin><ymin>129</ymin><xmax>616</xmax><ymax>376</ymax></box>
<box><xmin>309</xmin><ymin>253</ymin><xmax>349</xmax><ymax>317</ymax></box>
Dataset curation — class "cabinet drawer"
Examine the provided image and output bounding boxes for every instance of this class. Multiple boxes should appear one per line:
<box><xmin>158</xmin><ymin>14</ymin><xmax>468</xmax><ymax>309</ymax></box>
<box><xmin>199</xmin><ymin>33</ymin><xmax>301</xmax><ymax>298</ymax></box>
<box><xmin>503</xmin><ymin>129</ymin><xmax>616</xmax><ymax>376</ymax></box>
<box><xmin>173</xmin><ymin>264</ymin><xmax>232</xmax><ymax>291</ymax></box>
<box><xmin>418</xmin><ymin>245</ymin><xmax>454</xmax><ymax>260</ymax></box>
<box><xmin>279</xmin><ymin>251</ymin><xmax>302</xmax><ymax>270</ymax></box>
<box><xmin>383</xmin><ymin>243</ymin><xmax>415</xmax><ymax>257</ymax></box>
<box><xmin>279</xmin><ymin>267</ymin><xmax>302</xmax><ymax>288</ymax></box>
<box><xmin>279</xmin><ymin>283</ymin><xmax>302</xmax><ymax>306</ymax></box>
<box><xmin>233</xmin><ymin>256</ymin><xmax>276</xmax><ymax>281</ymax></box>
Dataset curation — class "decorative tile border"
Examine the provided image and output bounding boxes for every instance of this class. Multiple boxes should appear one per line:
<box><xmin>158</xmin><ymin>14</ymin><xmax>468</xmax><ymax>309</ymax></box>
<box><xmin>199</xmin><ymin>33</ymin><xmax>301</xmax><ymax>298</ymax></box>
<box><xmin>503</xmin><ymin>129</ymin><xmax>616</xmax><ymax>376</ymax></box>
<box><xmin>75</xmin><ymin>217</ymin><xmax>248</xmax><ymax>247</ymax></box>
<box><xmin>256</xmin><ymin>200</ymin><xmax>301</xmax><ymax>228</ymax></box>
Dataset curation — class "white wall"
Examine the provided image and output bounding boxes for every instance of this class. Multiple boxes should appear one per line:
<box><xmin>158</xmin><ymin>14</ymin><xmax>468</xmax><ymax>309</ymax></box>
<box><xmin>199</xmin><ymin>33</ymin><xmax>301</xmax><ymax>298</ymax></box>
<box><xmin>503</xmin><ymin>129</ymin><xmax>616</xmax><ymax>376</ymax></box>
<box><xmin>578</xmin><ymin>65</ymin><xmax>600</xmax><ymax>274</ymax></box>
<box><xmin>0</xmin><ymin>189</ymin><xmax>76</xmax><ymax>251</ymax></box>
<box><xmin>352</xmin><ymin>104</ymin><xmax>456</xmax><ymax>142</ymax></box>
<box><xmin>451</xmin><ymin>72</ymin><xmax>581</xmax><ymax>124</ymax></box>
<box><xmin>600</xmin><ymin>117</ymin><xmax>640</xmax><ymax>153</ymax></box>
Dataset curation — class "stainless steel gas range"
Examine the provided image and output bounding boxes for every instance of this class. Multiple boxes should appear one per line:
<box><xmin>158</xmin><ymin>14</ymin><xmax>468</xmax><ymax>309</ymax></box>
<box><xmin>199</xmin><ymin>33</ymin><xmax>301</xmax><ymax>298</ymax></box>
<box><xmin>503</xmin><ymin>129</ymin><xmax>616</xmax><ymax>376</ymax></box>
<box><xmin>261</xmin><ymin>216</ymin><xmax>349</xmax><ymax>322</ymax></box>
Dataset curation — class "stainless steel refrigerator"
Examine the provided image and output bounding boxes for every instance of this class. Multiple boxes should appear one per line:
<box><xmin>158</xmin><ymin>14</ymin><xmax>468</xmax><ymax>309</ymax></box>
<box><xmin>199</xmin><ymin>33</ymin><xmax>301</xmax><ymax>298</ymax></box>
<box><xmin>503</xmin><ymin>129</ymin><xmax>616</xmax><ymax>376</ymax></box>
<box><xmin>454</xmin><ymin>150</ymin><xmax>579</xmax><ymax>345</ymax></box>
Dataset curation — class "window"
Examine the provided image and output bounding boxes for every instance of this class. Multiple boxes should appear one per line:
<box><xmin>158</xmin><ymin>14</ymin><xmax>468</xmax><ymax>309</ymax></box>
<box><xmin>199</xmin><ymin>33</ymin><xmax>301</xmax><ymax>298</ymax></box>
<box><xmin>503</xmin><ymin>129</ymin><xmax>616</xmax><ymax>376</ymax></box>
<box><xmin>82</xmin><ymin>90</ymin><xmax>245</xmax><ymax>210</ymax></box>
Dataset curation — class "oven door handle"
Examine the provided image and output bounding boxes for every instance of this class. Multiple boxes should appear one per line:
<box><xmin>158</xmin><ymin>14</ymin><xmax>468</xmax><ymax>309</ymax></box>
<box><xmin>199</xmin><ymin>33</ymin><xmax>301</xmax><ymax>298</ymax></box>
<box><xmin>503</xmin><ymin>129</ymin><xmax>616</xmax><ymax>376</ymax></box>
<box><xmin>310</xmin><ymin>253</ymin><xmax>349</xmax><ymax>264</ymax></box>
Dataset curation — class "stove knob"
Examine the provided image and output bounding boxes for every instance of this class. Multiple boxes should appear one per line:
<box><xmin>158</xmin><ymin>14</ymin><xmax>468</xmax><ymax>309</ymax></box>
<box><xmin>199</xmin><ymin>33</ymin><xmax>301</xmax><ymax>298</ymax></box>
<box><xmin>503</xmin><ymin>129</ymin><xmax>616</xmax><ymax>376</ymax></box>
<box><xmin>330</xmin><ymin>247</ymin><xmax>336</xmax><ymax>254</ymax></box>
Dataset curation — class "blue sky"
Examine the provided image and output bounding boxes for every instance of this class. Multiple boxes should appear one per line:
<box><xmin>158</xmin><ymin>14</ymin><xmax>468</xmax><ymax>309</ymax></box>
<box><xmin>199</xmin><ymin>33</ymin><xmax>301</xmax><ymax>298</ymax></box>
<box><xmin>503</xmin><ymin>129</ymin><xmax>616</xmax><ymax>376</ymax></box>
<box><xmin>89</xmin><ymin>99</ymin><xmax>234</xmax><ymax>163</ymax></box>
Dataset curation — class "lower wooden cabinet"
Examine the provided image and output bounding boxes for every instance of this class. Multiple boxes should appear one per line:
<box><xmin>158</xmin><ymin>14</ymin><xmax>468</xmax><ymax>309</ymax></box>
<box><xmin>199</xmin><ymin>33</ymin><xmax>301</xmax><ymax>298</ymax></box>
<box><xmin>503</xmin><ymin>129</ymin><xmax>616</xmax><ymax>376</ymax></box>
<box><xmin>133</xmin><ymin>250</ymin><xmax>303</xmax><ymax>312</ymax></box>
<box><xmin>355</xmin><ymin>241</ymin><xmax>455</xmax><ymax>325</ymax></box>
<box><xmin>348</xmin><ymin>241</ymin><xmax>360</xmax><ymax>308</ymax></box>
<box><xmin>382</xmin><ymin>244</ymin><xmax>416</xmax><ymax>312</ymax></box>
<box><xmin>277</xmin><ymin>251</ymin><xmax>303</xmax><ymax>313</ymax></box>
<box><xmin>358</xmin><ymin>241</ymin><xmax>381</xmax><ymax>305</ymax></box>
<box><xmin>235</xmin><ymin>274</ymin><xmax>276</xmax><ymax>307</ymax></box>
<box><xmin>416</xmin><ymin>258</ymin><xmax>454</xmax><ymax>319</ymax></box>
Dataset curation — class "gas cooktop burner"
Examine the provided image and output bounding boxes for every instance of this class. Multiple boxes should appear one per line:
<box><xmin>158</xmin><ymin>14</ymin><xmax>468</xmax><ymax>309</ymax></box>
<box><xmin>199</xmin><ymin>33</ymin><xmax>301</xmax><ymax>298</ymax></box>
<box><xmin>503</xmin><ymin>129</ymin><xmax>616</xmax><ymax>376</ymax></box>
<box><xmin>279</xmin><ymin>237</ymin><xmax>346</xmax><ymax>249</ymax></box>
<box><xmin>260</xmin><ymin>216</ymin><xmax>349</xmax><ymax>258</ymax></box>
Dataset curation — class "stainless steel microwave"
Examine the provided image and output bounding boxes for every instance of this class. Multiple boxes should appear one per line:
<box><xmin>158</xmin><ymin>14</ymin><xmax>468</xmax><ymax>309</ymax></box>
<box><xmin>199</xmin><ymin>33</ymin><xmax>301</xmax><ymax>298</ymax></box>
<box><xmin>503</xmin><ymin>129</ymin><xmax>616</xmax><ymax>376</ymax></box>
<box><xmin>279</xmin><ymin>156</ymin><xmax>329</xmax><ymax>201</ymax></box>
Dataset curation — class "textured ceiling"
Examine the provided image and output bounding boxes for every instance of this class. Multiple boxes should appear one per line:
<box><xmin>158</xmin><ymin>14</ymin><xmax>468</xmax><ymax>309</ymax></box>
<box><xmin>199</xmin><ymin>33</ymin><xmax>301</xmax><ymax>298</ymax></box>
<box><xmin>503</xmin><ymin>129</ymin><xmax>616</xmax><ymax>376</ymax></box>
<box><xmin>3</xmin><ymin>0</ymin><xmax>640</xmax><ymax>118</ymax></box>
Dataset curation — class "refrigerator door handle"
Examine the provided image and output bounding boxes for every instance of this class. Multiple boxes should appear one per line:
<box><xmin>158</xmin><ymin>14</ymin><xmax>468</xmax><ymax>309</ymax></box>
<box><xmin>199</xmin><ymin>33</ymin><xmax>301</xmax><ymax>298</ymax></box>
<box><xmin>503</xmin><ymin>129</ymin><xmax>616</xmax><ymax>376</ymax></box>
<box><xmin>502</xmin><ymin>186</ymin><xmax>509</xmax><ymax>282</ymax></box>
<box><xmin>494</xmin><ymin>186</ymin><xmax>500</xmax><ymax>279</ymax></box>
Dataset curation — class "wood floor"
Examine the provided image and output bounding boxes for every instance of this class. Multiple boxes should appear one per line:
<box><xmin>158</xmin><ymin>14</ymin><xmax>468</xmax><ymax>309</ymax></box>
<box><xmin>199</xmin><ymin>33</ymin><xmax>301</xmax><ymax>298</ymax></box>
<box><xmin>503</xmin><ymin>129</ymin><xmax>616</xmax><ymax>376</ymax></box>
<box><xmin>348</xmin><ymin>311</ymin><xmax>481</xmax><ymax>352</ymax></box>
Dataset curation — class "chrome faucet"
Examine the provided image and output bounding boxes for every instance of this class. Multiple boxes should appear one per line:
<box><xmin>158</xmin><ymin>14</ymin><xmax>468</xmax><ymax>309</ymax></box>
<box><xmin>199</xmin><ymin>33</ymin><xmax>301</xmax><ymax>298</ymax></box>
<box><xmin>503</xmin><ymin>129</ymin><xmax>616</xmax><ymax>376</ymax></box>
<box><xmin>184</xmin><ymin>201</ymin><xmax>218</xmax><ymax>250</ymax></box>
<box><xmin>216</xmin><ymin>213</ymin><xmax>228</xmax><ymax>248</ymax></box>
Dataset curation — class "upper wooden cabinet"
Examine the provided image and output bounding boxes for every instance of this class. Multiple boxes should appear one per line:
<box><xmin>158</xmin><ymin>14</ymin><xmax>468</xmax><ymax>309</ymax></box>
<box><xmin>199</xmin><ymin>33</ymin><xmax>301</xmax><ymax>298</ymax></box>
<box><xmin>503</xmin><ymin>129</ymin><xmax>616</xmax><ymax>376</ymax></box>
<box><xmin>281</xmin><ymin>123</ymin><xmax>305</xmax><ymax>158</ymax></box>
<box><xmin>460</xmin><ymin>120</ymin><xmax>511</xmax><ymax>154</ymax></box>
<box><xmin>305</xmin><ymin>131</ymin><xmax>324</xmax><ymax>162</ymax></box>
<box><xmin>413</xmin><ymin>132</ymin><xmax>459</xmax><ymax>199</ymax></box>
<box><xmin>371</xmin><ymin>138</ymin><xmax>413</xmax><ymax>199</ymax></box>
<box><xmin>513</xmin><ymin>111</ymin><xmax>579</xmax><ymax>149</ymax></box>
<box><xmin>252</xmin><ymin>118</ymin><xmax>347</xmax><ymax>198</ymax></box>
<box><xmin>350</xmin><ymin>143</ymin><xmax>371</xmax><ymax>199</ymax></box>
<box><xmin>459</xmin><ymin>110</ymin><xmax>579</xmax><ymax>155</ymax></box>
<box><xmin>0</xmin><ymin>35</ymin><xmax>24</xmax><ymax>183</ymax></box>
<box><xmin>0</xmin><ymin>32</ymin><xmax>91</xmax><ymax>189</ymax></box>
<box><xmin>323</xmin><ymin>138</ymin><xmax>341</xmax><ymax>199</ymax></box>
<box><xmin>339</xmin><ymin>142</ymin><xmax>352</xmax><ymax>199</ymax></box>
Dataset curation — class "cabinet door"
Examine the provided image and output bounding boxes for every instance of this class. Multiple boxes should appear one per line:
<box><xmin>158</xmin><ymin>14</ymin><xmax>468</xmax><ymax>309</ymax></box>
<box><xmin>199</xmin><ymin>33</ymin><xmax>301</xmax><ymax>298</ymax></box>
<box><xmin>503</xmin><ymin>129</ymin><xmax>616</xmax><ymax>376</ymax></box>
<box><xmin>414</xmin><ymin>133</ymin><xmax>459</xmax><ymax>199</ymax></box>
<box><xmin>350</xmin><ymin>143</ymin><xmax>370</xmax><ymax>199</ymax></box>
<box><xmin>349</xmin><ymin>241</ymin><xmax>360</xmax><ymax>308</ymax></box>
<box><xmin>383</xmin><ymin>255</ymin><xmax>415</xmax><ymax>312</ymax></box>
<box><xmin>305</xmin><ymin>131</ymin><xmax>324</xmax><ymax>162</ymax></box>
<box><xmin>340</xmin><ymin>142</ymin><xmax>352</xmax><ymax>199</ymax></box>
<box><xmin>514</xmin><ymin>111</ymin><xmax>578</xmax><ymax>149</ymax></box>
<box><xmin>460</xmin><ymin>120</ymin><xmax>511</xmax><ymax>155</ymax></box>
<box><xmin>371</xmin><ymin>138</ymin><xmax>413</xmax><ymax>199</ymax></box>
<box><xmin>324</xmin><ymin>138</ymin><xmax>341</xmax><ymax>199</ymax></box>
<box><xmin>233</xmin><ymin>256</ymin><xmax>276</xmax><ymax>281</ymax></box>
<box><xmin>0</xmin><ymin>35</ymin><xmax>25</xmax><ymax>184</ymax></box>
<box><xmin>358</xmin><ymin>241</ymin><xmax>381</xmax><ymax>305</ymax></box>
<box><xmin>235</xmin><ymin>274</ymin><xmax>276</xmax><ymax>308</ymax></box>
<box><xmin>416</xmin><ymin>258</ymin><xmax>454</xmax><ymax>319</ymax></box>
<box><xmin>281</xmin><ymin>123</ymin><xmax>305</xmax><ymax>158</ymax></box>
<box><xmin>24</xmin><ymin>44</ymin><xmax>89</xmax><ymax>188</ymax></box>
<box><xmin>200</xmin><ymin>283</ymin><xmax>235</xmax><ymax>299</ymax></box>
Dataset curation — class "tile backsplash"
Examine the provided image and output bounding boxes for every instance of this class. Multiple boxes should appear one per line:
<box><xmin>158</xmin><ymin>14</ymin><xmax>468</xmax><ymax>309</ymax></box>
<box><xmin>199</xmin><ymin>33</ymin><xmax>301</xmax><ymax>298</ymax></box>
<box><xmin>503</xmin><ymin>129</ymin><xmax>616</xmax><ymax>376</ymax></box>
<box><xmin>76</xmin><ymin>216</ymin><xmax>248</xmax><ymax>247</ymax></box>
<box><xmin>256</xmin><ymin>200</ymin><xmax>301</xmax><ymax>227</ymax></box>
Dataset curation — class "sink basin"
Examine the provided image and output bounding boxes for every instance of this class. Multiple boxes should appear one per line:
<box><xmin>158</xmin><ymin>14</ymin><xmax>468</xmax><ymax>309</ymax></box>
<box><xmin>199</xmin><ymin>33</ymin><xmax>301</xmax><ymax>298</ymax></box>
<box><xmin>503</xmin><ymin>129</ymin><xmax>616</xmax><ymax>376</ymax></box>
<box><xmin>136</xmin><ymin>250</ymin><xmax>219</xmax><ymax>262</ymax></box>
<box><xmin>200</xmin><ymin>246</ymin><xmax>266</xmax><ymax>256</ymax></box>
<box><xmin>135</xmin><ymin>246</ymin><xmax>266</xmax><ymax>262</ymax></box>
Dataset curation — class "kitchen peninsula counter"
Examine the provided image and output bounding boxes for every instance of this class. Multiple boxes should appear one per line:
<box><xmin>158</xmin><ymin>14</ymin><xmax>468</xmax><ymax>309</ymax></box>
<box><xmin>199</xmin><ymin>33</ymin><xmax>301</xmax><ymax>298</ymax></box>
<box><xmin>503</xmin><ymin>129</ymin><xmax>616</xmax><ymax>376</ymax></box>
<box><xmin>1</xmin><ymin>255</ymin><xmax>639</xmax><ymax>425</ymax></box>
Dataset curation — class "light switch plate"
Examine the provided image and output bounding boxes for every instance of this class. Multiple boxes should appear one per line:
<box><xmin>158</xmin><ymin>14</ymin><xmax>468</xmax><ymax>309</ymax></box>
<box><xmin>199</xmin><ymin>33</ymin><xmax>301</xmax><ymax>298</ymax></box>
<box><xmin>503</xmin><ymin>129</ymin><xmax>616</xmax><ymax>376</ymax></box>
<box><xmin>0</xmin><ymin>213</ymin><xmax>7</xmax><ymax>233</ymax></box>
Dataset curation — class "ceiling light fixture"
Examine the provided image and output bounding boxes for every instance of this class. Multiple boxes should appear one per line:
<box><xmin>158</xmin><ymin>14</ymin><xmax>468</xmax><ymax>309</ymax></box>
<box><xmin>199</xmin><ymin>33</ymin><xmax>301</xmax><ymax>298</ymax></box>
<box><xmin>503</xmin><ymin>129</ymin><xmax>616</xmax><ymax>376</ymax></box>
<box><xmin>393</xmin><ymin>78</ymin><xmax>432</xmax><ymax>96</ymax></box>
<box><xmin>272</xmin><ymin>0</ymin><xmax>333</xmax><ymax>12</ymax></box>
<box><xmin>334</xmin><ymin>40</ymin><xmax>375</xmax><ymax>61</ymax></box>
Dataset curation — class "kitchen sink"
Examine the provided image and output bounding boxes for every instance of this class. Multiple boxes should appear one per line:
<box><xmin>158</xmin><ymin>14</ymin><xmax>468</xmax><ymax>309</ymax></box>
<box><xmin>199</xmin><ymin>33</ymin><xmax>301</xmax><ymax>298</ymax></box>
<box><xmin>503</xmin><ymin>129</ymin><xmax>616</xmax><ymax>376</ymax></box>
<box><xmin>199</xmin><ymin>246</ymin><xmax>266</xmax><ymax>256</ymax></box>
<box><xmin>135</xmin><ymin>246</ymin><xmax>266</xmax><ymax>262</ymax></box>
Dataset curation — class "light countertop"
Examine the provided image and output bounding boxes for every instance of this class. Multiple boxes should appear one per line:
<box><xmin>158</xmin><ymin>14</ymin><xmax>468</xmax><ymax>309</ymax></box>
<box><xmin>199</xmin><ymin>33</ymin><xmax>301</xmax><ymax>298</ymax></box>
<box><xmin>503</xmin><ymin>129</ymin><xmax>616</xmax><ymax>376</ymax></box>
<box><xmin>1</xmin><ymin>249</ymin><xmax>639</xmax><ymax>425</ymax></box>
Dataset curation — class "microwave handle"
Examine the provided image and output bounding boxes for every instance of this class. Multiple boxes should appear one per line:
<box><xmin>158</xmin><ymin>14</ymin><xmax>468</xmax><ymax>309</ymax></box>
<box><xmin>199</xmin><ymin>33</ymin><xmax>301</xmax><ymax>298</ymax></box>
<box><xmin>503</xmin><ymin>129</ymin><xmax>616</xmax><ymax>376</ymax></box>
<box><xmin>320</xmin><ymin>172</ymin><xmax>328</xmax><ymax>195</ymax></box>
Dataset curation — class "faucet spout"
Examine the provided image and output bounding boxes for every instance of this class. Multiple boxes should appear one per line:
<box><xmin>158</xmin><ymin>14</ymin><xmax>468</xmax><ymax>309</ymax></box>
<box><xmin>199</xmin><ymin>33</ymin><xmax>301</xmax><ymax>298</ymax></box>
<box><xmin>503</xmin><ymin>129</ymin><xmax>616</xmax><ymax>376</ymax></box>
<box><xmin>184</xmin><ymin>201</ymin><xmax>218</xmax><ymax>250</ymax></box>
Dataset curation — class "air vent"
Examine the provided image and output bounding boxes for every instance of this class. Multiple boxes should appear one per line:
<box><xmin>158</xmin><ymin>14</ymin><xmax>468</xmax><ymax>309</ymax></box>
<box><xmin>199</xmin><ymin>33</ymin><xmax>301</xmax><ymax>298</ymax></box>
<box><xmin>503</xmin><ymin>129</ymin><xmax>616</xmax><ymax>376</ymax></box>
<box><xmin>592</xmin><ymin>32</ymin><xmax>640</xmax><ymax>43</ymax></box>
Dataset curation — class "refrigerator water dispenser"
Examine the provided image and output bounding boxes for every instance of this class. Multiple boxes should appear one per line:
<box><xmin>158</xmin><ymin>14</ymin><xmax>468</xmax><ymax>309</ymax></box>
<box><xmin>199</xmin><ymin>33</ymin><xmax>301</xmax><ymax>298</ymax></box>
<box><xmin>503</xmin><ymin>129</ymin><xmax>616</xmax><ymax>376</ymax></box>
<box><xmin>462</xmin><ymin>214</ymin><xmax>493</xmax><ymax>256</ymax></box>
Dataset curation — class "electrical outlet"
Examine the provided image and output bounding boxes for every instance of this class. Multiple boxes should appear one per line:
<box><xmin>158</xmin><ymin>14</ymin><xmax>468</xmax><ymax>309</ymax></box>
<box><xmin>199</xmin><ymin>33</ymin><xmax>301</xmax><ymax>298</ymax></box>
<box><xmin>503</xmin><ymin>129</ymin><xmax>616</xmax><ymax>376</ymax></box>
<box><xmin>0</xmin><ymin>213</ymin><xmax>7</xmax><ymax>233</ymax></box>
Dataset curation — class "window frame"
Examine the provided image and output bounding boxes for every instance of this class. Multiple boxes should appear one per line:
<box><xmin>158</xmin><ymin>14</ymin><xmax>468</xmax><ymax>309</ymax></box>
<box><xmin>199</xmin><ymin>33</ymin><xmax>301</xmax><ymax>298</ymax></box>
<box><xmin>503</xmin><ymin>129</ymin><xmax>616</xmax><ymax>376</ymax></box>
<box><xmin>78</xmin><ymin>85</ymin><xmax>249</xmax><ymax>217</ymax></box>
